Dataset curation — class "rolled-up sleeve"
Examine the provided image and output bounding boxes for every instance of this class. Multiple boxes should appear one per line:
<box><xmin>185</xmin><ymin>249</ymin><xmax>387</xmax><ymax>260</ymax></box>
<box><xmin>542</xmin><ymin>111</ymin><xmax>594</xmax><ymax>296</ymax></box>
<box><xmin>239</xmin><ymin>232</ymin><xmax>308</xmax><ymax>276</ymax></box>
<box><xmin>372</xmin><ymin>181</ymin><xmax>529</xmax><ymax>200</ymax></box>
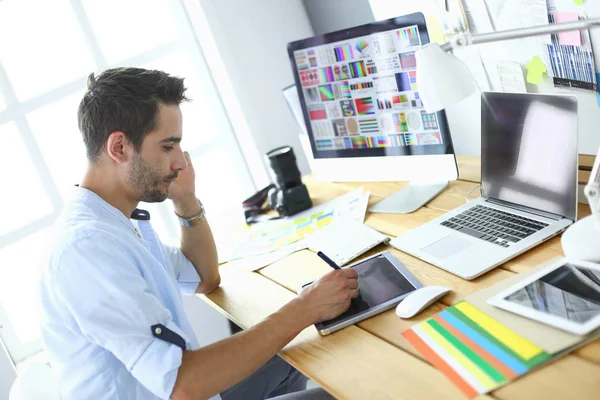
<box><xmin>53</xmin><ymin>237</ymin><xmax>187</xmax><ymax>399</ymax></box>
<box><xmin>164</xmin><ymin>245</ymin><xmax>201</xmax><ymax>294</ymax></box>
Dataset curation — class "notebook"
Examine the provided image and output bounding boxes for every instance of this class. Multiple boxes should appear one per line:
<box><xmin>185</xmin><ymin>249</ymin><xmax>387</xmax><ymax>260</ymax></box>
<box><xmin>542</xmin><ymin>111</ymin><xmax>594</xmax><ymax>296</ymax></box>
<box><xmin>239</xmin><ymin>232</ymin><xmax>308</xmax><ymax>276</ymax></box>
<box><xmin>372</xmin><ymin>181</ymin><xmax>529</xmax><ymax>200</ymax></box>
<box><xmin>307</xmin><ymin>219</ymin><xmax>390</xmax><ymax>266</ymax></box>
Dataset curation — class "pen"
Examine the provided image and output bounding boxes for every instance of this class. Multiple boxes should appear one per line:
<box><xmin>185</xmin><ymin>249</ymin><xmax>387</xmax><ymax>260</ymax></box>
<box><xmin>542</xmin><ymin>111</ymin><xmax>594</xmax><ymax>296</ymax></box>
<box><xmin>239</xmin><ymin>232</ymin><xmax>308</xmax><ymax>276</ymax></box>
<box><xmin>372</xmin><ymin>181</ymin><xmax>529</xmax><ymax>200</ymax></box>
<box><xmin>317</xmin><ymin>251</ymin><xmax>342</xmax><ymax>270</ymax></box>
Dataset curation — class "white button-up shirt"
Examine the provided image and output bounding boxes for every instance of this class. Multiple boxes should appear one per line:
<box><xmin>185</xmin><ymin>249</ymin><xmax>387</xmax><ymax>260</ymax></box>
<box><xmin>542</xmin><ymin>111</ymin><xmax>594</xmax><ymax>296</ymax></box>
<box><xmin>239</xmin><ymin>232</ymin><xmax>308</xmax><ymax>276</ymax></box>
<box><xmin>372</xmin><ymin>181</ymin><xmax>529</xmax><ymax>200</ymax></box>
<box><xmin>39</xmin><ymin>187</ymin><xmax>218</xmax><ymax>400</ymax></box>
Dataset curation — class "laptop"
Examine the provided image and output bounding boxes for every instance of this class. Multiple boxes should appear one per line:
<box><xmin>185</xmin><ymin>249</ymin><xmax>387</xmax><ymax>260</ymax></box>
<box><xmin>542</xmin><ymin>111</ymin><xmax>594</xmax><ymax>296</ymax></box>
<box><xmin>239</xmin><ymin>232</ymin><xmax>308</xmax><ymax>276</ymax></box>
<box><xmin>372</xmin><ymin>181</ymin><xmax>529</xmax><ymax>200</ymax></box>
<box><xmin>390</xmin><ymin>92</ymin><xmax>579</xmax><ymax>280</ymax></box>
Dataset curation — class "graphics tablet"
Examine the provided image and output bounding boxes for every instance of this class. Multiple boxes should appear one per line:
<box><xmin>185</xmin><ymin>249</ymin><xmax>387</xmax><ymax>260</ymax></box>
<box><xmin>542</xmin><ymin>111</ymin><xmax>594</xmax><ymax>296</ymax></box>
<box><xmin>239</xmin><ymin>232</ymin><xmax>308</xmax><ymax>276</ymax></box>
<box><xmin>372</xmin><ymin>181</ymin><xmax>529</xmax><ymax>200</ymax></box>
<box><xmin>488</xmin><ymin>258</ymin><xmax>600</xmax><ymax>336</ymax></box>
<box><xmin>302</xmin><ymin>251</ymin><xmax>422</xmax><ymax>335</ymax></box>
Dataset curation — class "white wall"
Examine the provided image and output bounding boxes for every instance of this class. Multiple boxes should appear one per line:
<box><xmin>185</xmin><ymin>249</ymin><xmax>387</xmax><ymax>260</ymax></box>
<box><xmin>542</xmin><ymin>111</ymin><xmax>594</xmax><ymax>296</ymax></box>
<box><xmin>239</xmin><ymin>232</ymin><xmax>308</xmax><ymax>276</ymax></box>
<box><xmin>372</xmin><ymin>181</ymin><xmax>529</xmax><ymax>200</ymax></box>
<box><xmin>0</xmin><ymin>339</ymin><xmax>16</xmax><ymax>399</ymax></box>
<box><xmin>195</xmin><ymin>0</ymin><xmax>316</xmax><ymax>184</ymax></box>
<box><xmin>302</xmin><ymin>0</ymin><xmax>374</xmax><ymax>35</ymax></box>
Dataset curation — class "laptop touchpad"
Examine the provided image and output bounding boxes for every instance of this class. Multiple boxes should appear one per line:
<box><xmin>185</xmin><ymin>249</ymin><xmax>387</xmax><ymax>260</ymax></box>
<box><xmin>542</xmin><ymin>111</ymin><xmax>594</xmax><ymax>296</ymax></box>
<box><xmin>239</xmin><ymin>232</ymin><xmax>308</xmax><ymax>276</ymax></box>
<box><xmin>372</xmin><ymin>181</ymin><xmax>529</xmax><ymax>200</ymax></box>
<box><xmin>421</xmin><ymin>235</ymin><xmax>473</xmax><ymax>259</ymax></box>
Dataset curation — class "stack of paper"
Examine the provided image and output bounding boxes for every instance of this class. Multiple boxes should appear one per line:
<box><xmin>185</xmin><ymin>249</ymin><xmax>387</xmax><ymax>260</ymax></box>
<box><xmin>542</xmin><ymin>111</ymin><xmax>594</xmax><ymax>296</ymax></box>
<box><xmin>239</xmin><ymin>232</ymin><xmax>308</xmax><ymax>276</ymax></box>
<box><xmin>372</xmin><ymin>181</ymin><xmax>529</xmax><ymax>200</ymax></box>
<box><xmin>403</xmin><ymin>301</ymin><xmax>550</xmax><ymax>398</ymax></box>
<box><xmin>219</xmin><ymin>188</ymin><xmax>371</xmax><ymax>271</ymax></box>
<box><xmin>307</xmin><ymin>218</ymin><xmax>389</xmax><ymax>266</ymax></box>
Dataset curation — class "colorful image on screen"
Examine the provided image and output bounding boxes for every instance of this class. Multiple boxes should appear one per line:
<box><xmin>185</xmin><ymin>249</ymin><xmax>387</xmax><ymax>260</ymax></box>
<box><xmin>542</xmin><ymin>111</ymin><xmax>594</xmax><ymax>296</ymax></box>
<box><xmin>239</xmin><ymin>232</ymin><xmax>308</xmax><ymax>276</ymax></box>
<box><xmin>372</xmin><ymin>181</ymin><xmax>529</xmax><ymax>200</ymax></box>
<box><xmin>319</xmin><ymin>84</ymin><xmax>335</xmax><ymax>101</ymax></box>
<box><xmin>334</xmin><ymin>44</ymin><xmax>355</xmax><ymax>62</ymax></box>
<box><xmin>355</xmin><ymin>97</ymin><xmax>375</xmax><ymax>115</ymax></box>
<box><xmin>333</xmin><ymin>64</ymin><xmax>350</xmax><ymax>80</ymax></box>
<box><xmin>349</xmin><ymin>61</ymin><xmax>367</xmax><ymax>78</ymax></box>
<box><xmin>395</xmin><ymin>72</ymin><xmax>411</xmax><ymax>92</ymax></box>
<box><xmin>399</xmin><ymin>52</ymin><xmax>417</xmax><ymax>69</ymax></box>
<box><xmin>339</xmin><ymin>81</ymin><xmax>352</xmax><ymax>98</ymax></box>
<box><xmin>307</xmin><ymin>49</ymin><xmax>317</xmax><ymax>67</ymax></box>
<box><xmin>397</xmin><ymin>26</ymin><xmax>420</xmax><ymax>47</ymax></box>
<box><xmin>292</xmin><ymin>24</ymin><xmax>444</xmax><ymax>152</ymax></box>
<box><xmin>341</xmin><ymin>100</ymin><xmax>357</xmax><ymax>117</ymax></box>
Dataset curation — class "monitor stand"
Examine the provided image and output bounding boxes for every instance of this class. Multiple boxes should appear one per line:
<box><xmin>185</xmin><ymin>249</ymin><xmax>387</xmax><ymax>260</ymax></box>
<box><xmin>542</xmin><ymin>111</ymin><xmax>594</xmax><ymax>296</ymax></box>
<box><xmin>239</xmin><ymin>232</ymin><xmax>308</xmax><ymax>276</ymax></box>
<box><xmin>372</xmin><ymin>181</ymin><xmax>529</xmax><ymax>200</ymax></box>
<box><xmin>369</xmin><ymin>181</ymin><xmax>448</xmax><ymax>214</ymax></box>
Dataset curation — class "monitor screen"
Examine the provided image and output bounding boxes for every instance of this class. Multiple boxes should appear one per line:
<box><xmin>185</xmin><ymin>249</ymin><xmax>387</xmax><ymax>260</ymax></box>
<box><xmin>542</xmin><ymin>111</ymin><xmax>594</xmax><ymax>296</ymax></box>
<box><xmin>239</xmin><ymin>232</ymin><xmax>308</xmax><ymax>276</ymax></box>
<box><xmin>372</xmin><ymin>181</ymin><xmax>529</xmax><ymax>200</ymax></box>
<box><xmin>287</xmin><ymin>14</ymin><xmax>454</xmax><ymax>160</ymax></box>
<box><xmin>481</xmin><ymin>93</ymin><xmax>578</xmax><ymax>220</ymax></box>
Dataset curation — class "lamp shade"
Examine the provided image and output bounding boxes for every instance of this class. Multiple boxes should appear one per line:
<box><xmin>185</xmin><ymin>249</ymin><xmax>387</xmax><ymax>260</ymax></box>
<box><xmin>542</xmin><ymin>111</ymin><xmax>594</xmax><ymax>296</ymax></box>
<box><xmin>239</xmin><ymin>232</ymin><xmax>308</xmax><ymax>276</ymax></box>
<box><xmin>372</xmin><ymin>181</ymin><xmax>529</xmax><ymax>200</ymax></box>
<box><xmin>415</xmin><ymin>43</ymin><xmax>478</xmax><ymax>113</ymax></box>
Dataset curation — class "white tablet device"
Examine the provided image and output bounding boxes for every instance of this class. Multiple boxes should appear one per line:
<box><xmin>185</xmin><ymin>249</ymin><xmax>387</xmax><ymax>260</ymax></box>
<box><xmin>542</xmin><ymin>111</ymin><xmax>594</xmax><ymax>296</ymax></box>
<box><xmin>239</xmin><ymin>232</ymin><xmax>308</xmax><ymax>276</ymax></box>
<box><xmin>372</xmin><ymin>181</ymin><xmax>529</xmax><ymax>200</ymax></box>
<box><xmin>300</xmin><ymin>251</ymin><xmax>422</xmax><ymax>335</ymax></box>
<box><xmin>488</xmin><ymin>258</ymin><xmax>600</xmax><ymax>336</ymax></box>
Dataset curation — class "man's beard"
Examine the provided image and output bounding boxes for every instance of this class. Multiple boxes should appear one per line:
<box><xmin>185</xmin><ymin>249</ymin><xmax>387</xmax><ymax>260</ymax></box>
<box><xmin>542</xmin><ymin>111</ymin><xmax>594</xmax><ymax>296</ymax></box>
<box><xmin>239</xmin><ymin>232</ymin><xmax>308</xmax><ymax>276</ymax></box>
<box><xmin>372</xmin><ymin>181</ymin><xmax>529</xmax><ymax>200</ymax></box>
<box><xmin>127</xmin><ymin>153</ymin><xmax>177</xmax><ymax>203</ymax></box>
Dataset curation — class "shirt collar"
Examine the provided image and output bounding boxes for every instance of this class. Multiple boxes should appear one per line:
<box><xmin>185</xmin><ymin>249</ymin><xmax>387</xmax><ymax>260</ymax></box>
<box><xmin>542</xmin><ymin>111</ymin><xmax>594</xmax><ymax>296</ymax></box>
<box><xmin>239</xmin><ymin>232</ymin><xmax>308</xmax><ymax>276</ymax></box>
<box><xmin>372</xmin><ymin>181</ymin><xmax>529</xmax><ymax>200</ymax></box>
<box><xmin>72</xmin><ymin>186</ymin><xmax>138</xmax><ymax>234</ymax></box>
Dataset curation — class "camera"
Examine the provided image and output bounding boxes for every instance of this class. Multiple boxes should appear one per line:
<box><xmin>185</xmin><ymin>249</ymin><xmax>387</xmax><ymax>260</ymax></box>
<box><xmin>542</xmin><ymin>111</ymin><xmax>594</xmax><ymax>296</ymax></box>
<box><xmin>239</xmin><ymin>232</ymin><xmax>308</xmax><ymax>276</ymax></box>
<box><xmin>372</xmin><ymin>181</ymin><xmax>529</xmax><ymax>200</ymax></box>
<box><xmin>266</xmin><ymin>146</ymin><xmax>312</xmax><ymax>217</ymax></box>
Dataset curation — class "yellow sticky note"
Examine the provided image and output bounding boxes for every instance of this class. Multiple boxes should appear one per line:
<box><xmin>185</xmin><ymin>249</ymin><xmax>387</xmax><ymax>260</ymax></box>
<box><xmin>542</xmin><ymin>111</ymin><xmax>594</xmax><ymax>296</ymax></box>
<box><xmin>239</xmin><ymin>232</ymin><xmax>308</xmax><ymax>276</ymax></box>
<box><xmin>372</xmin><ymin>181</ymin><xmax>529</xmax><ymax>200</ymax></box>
<box><xmin>426</xmin><ymin>16</ymin><xmax>446</xmax><ymax>44</ymax></box>
<box><xmin>525</xmin><ymin>56</ymin><xmax>547</xmax><ymax>85</ymax></box>
<box><xmin>315</xmin><ymin>215</ymin><xmax>333</xmax><ymax>228</ymax></box>
<box><xmin>296</xmin><ymin>226</ymin><xmax>315</xmax><ymax>238</ymax></box>
<box><xmin>455</xmin><ymin>302</ymin><xmax>544</xmax><ymax>361</ymax></box>
<box><xmin>574</xmin><ymin>0</ymin><xmax>584</xmax><ymax>5</ymax></box>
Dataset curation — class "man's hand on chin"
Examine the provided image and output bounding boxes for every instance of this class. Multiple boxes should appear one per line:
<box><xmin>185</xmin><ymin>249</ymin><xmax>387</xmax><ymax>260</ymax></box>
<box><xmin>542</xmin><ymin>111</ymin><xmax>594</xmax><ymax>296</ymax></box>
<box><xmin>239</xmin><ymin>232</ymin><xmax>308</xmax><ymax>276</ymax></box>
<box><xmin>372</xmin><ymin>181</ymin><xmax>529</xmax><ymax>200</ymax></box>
<box><xmin>169</xmin><ymin>151</ymin><xmax>201</xmax><ymax>218</ymax></box>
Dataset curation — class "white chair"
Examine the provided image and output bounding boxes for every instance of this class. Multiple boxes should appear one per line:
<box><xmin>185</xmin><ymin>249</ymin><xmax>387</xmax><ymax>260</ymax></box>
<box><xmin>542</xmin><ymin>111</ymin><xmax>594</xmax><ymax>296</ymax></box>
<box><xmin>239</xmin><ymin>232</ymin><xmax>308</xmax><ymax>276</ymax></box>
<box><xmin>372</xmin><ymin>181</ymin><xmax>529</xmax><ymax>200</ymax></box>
<box><xmin>9</xmin><ymin>362</ymin><xmax>60</xmax><ymax>400</ymax></box>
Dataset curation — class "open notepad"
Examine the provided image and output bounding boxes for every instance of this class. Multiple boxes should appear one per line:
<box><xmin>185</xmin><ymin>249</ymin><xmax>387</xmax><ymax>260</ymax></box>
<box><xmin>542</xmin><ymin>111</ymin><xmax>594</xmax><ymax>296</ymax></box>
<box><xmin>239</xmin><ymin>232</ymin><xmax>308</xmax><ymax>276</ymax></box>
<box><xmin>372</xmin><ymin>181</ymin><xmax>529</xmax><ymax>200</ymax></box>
<box><xmin>307</xmin><ymin>219</ymin><xmax>390</xmax><ymax>266</ymax></box>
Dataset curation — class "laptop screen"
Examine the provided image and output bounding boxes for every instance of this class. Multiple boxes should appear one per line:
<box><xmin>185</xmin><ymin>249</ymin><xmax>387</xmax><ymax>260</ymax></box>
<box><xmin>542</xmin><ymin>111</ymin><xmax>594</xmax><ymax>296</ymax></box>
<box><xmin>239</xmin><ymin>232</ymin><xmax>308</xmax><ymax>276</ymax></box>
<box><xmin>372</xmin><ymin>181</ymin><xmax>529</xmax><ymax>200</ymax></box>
<box><xmin>481</xmin><ymin>93</ymin><xmax>578</xmax><ymax>221</ymax></box>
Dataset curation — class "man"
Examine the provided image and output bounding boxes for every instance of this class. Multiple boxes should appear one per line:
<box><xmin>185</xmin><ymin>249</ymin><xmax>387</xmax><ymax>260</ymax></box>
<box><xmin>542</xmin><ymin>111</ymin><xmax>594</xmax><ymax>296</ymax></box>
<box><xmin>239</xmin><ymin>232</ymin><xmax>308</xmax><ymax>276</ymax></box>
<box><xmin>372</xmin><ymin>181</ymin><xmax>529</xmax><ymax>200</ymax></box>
<box><xmin>39</xmin><ymin>68</ymin><xmax>359</xmax><ymax>400</ymax></box>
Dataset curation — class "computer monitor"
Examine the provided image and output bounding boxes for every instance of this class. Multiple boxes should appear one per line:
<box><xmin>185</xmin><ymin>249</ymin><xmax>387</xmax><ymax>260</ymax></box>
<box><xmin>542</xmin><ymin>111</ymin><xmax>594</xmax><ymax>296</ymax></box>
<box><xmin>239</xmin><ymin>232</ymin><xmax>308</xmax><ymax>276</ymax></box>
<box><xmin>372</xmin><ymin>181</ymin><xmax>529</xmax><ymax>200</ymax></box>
<box><xmin>287</xmin><ymin>13</ymin><xmax>458</xmax><ymax>213</ymax></box>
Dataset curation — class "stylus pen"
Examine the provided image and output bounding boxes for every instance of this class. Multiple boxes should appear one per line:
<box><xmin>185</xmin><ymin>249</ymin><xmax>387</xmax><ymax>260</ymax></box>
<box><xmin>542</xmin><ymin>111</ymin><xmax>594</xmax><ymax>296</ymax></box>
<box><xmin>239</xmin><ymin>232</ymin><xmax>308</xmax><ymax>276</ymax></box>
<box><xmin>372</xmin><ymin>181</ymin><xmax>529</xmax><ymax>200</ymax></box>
<box><xmin>317</xmin><ymin>251</ymin><xmax>342</xmax><ymax>270</ymax></box>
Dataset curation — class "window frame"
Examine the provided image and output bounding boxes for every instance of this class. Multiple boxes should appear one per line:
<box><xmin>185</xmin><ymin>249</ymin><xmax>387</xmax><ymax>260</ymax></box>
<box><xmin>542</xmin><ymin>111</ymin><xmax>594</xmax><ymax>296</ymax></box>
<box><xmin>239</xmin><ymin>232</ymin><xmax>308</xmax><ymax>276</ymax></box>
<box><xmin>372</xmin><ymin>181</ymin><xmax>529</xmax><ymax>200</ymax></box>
<box><xmin>0</xmin><ymin>0</ymin><xmax>256</xmax><ymax>365</ymax></box>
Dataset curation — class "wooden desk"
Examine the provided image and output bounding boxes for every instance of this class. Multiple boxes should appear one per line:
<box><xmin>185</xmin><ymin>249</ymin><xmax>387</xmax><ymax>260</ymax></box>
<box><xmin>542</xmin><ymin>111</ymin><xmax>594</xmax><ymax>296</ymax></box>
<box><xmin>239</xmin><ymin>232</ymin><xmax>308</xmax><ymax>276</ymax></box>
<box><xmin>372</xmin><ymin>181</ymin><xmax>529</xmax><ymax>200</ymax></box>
<box><xmin>202</xmin><ymin>156</ymin><xmax>600</xmax><ymax>400</ymax></box>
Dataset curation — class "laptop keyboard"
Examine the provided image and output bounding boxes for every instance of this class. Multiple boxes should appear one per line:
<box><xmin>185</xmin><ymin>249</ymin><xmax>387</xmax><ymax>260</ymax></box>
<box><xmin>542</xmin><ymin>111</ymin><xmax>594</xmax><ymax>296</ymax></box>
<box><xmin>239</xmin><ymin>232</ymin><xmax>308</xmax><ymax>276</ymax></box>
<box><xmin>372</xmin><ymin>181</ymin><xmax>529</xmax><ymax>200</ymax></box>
<box><xmin>440</xmin><ymin>205</ymin><xmax>549</xmax><ymax>248</ymax></box>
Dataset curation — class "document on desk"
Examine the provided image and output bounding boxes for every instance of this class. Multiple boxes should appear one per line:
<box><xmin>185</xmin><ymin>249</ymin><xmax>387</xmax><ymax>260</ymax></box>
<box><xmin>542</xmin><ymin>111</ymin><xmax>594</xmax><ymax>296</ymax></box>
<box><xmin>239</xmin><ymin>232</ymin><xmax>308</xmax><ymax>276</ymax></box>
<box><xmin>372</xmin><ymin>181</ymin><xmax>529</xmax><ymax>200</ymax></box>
<box><xmin>307</xmin><ymin>219</ymin><xmax>390</xmax><ymax>266</ymax></box>
<box><xmin>220</xmin><ymin>189</ymin><xmax>370</xmax><ymax>264</ymax></box>
<box><xmin>226</xmin><ymin>240</ymin><xmax>309</xmax><ymax>272</ymax></box>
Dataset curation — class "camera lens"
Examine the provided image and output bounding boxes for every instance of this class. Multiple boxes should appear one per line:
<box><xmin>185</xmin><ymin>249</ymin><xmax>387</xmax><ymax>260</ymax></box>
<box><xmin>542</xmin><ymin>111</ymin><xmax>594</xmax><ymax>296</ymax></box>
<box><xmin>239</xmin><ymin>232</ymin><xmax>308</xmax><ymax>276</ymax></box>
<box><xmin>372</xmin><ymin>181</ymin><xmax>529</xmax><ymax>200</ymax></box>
<box><xmin>266</xmin><ymin>146</ymin><xmax>302</xmax><ymax>190</ymax></box>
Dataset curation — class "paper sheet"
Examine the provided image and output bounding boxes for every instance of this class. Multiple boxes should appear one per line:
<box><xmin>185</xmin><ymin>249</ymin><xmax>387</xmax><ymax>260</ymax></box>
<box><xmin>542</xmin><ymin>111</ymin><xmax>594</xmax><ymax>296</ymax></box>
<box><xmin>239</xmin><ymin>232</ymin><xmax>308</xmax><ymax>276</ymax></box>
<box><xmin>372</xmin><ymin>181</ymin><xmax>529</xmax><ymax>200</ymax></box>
<box><xmin>453</xmin><ymin>47</ymin><xmax>492</xmax><ymax>91</ymax></box>
<box><xmin>225</xmin><ymin>240</ymin><xmax>308</xmax><ymax>272</ymax></box>
<box><xmin>221</xmin><ymin>189</ymin><xmax>369</xmax><ymax>262</ymax></box>
<box><xmin>306</xmin><ymin>216</ymin><xmax>388</xmax><ymax>266</ymax></box>
<box><xmin>520</xmin><ymin>0</ymin><xmax>552</xmax><ymax>44</ymax></box>
<box><xmin>497</xmin><ymin>61</ymin><xmax>528</xmax><ymax>92</ymax></box>
<box><xmin>462</xmin><ymin>0</ymin><xmax>495</xmax><ymax>33</ymax></box>
<box><xmin>485</xmin><ymin>0</ymin><xmax>509</xmax><ymax>21</ymax></box>
<box><xmin>479</xmin><ymin>48</ymin><xmax>504</xmax><ymax>91</ymax></box>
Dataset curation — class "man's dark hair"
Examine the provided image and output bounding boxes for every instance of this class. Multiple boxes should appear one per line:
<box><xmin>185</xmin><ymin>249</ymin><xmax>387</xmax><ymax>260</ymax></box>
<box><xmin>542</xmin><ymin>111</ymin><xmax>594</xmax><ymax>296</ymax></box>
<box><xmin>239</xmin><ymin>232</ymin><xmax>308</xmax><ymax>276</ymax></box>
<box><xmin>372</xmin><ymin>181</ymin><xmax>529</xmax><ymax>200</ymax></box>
<box><xmin>78</xmin><ymin>67</ymin><xmax>189</xmax><ymax>161</ymax></box>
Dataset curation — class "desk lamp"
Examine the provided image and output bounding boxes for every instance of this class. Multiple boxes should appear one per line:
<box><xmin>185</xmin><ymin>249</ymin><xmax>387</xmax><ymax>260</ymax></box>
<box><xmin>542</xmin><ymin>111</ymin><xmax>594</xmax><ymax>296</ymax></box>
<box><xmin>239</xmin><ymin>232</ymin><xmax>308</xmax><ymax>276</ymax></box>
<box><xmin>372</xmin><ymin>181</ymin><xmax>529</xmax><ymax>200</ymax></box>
<box><xmin>562</xmin><ymin>148</ymin><xmax>600</xmax><ymax>261</ymax></box>
<box><xmin>415</xmin><ymin>19</ymin><xmax>600</xmax><ymax>113</ymax></box>
<box><xmin>415</xmin><ymin>18</ymin><xmax>600</xmax><ymax>261</ymax></box>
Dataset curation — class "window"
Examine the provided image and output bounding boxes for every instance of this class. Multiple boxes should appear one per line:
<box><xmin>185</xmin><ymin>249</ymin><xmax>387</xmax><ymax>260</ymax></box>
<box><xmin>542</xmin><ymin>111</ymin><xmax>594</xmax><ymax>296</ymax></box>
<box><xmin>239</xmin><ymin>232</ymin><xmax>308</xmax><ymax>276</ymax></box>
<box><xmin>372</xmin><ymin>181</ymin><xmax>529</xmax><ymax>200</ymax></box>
<box><xmin>0</xmin><ymin>0</ymin><xmax>255</xmax><ymax>364</ymax></box>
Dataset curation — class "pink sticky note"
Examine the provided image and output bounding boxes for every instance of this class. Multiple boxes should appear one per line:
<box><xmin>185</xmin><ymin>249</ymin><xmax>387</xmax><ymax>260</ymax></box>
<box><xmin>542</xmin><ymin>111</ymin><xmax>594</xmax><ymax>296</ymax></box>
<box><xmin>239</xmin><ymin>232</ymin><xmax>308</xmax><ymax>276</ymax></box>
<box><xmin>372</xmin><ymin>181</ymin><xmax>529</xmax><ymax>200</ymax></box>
<box><xmin>555</xmin><ymin>12</ymin><xmax>582</xmax><ymax>46</ymax></box>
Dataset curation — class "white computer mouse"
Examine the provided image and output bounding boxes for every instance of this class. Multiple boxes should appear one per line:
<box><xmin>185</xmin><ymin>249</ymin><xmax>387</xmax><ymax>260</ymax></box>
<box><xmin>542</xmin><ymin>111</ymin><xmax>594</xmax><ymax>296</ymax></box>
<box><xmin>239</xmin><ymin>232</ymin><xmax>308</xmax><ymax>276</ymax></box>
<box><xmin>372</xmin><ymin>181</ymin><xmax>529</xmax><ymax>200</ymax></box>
<box><xmin>395</xmin><ymin>286</ymin><xmax>451</xmax><ymax>319</ymax></box>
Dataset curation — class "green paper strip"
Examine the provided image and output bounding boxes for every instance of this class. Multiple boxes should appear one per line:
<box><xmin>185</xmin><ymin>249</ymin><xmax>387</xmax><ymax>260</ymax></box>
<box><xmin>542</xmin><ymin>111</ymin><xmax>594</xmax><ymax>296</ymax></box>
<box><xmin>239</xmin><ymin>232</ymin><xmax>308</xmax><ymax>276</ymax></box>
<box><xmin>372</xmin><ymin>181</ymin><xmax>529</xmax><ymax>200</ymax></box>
<box><xmin>428</xmin><ymin>319</ymin><xmax>506</xmax><ymax>383</ymax></box>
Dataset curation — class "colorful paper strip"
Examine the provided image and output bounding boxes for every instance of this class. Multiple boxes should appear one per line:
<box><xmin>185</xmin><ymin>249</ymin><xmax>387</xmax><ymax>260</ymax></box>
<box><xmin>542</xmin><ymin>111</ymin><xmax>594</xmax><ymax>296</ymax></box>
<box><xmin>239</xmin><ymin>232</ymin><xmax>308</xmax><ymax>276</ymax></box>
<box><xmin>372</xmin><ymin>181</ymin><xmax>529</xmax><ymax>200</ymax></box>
<box><xmin>455</xmin><ymin>302</ymin><xmax>543</xmax><ymax>361</ymax></box>
<box><xmin>403</xmin><ymin>301</ymin><xmax>551</xmax><ymax>398</ymax></box>
<box><xmin>403</xmin><ymin>329</ymin><xmax>479</xmax><ymax>398</ymax></box>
